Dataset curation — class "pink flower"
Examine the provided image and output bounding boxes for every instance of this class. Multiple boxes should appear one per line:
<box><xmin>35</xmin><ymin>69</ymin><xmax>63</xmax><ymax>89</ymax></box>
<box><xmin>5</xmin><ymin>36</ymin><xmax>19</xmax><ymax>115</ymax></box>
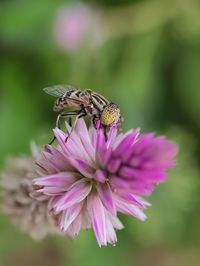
<box><xmin>53</xmin><ymin>4</ymin><xmax>102</xmax><ymax>51</ymax></box>
<box><xmin>33</xmin><ymin>119</ymin><xmax>177</xmax><ymax>246</ymax></box>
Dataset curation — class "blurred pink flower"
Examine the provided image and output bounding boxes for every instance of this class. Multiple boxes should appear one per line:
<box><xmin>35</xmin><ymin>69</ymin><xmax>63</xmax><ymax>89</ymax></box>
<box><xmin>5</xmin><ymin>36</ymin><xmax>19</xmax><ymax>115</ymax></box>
<box><xmin>33</xmin><ymin>119</ymin><xmax>177</xmax><ymax>246</ymax></box>
<box><xmin>53</xmin><ymin>4</ymin><xmax>102</xmax><ymax>51</ymax></box>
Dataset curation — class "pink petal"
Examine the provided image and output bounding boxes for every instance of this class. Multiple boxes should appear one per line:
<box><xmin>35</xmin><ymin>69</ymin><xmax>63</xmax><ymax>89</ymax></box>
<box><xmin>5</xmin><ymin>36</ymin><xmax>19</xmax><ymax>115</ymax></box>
<box><xmin>117</xmin><ymin>191</ymin><xmax>151</xmax><ymax>209</ymax></box>
<box><xmin>98</xmin><ymin>148</ymin><xmax>112</xmax><ymax>169</ymax></box>
<box><xmin>87</xmin><ymin>192</ymin><xmax>107</xmax><ymax>246</ymax></box>
<box><xmin>64</xmin><ymin>135</ymin><xmax>91</xmax><ymax>162</ymax></box>
<box><xmin>75</xmin><ymin>119</ymin><xmax>94</xmax><ymax>153</ymax></box>
<box><xmin>106</xmin><ymin>125</ymin><xmax>118</xmax><ymax>148</ymax></box>
<box><xmin>95</xmin><ymin>129</ymin><xmax>112</xmax><ymax>168</ymax></box>
<box><xmin>106</xmin><ymin>212</ymin><xmax>124</xmax><ymax>230</ymax></box>
<box><xmin>54</xmin><ymin>127</ymin><xmax>92</xmax><ymax>163</ymax></box>
<box><xmin>113</xmin><ymin>130</ymin><xmax>138</xmax><ymax>157</ymax></box>
<box><xmin>53</xmin><ymin>128</ymin><xmax>68</xmax><ymax>153</ymax></box>
<box><xmin>94</xmin><ymin>170</ymin><xmax>107</xmax><ymax>183</ymax></box>
<box><xmin>59</xmin><ymin>202</ymin><xmax>83</xmax><ymax>231</ymax></box>
<box><xmin>105</xmin><ymin>215</ymin><xmax>117</xmax><ymax>246</ymax></box>
<box><xmin>118</xmin><ymin>166</ymin><xmax>136</xmax><ymax>178</ymax></box>
<box><xmin>69</xmin><ymin>158</ymin><xmax>95</xmax><ymax>178</ymax></box>
<box><xmin>97</xmin><ymin>183</ymin><xmax>116</xmax><ymax>215</ymax></box>
<box><xmin>37</xmin><ymin>186</ymin><xmax>68</xmax><ymax>195</ymax></box>
<box><xmin>78</xmin><ymin>207</ymin><xmax>91</xmax><ymax>229</ymax></box>
<box><xmin>113</xmin><ymin>129</ymin><xmax>139</xmax><ymax>152</ymax></box>
<box><xmin>129</xmin><ymin>156</ymin><xmax>143</xmax><ymax>168</ymax></box>
<box><xmin>67</xmin><ymin>218</ymin><xmax>82</xmax><ymax>237</ymax></box>
<box><xmin>75</xmin><ymin>118</ymin><xmax>89</xmax><ymax>135</ymax></box>
<box><xmin>54</xmin><ymin>179</ymin><xmax>92</xmax><ymax>212</ymax></box>
<box><xmin>110</xmin><ymin>175</ymin><xmax>154</xmax><ymax>196</ymax></box>
<box><xmin>95</xmin><ymin>129</ymin><xmax>106</xmax><ymax>160</ymax></box>
<box><xmin>42</xmin><ymin>151</ymin><xmax>60</xmax><ymax>172</ymax></box>
<box><xmin>33</xmin><ymin>172</ymin><xmax>77</xmax><ymax>187</ymax></box>
<box><xmin>35</xmin><ymin>160</ymin><xmax>53</xmax><ymax>176</ymax></box>
<box><xmin>79</xmin><ymin>135</ymin><xmax>96</xmax><ymax>162</ymax></box>
<box><xmin>64</xmin><ymin>122</ymin><xmax>95</xmax><ymax>162</ymax></box>
<box><xmin>96</xmin><ymin>129</ymin><xmax>106</xmax><ymax>151</ymax></box>
<box><xmin>132</xmin><ymin>133</ymin><xmax>155</xmax><ymax>155</ymax></box>
<box><xmin>44</xmin><ymin>145</ymin><xmax>73</xmax><ymax>171</ymax></box>
<box><xmin>114</xmin><ymin>195</ymin><xmax>146</xmax><ymax>221</ymax></box>
<box><xmin>89</xmin><ymin>126</ymin><xmax>98</xmax><ymax>147</ymax></box>
<box><xmin>107</xmin><ymin>159</ymin><xmax>121</xmax><ymax>174</ymax></box>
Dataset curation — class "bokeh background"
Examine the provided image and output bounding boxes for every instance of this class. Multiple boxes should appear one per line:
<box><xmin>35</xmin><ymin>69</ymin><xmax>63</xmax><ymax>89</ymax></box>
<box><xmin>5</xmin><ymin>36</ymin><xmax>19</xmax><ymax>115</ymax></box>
<box><xmin>0</xmin><ymin>0</ymin><xmax>200</xmax><ymax>265</ymax></box>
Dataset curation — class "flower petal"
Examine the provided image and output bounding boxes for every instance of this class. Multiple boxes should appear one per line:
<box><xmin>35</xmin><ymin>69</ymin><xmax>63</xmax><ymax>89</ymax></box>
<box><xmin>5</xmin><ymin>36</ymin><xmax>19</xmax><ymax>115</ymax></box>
<box><xmin>44</xmin><ymin>145</ymin><xmax>73</xmax><ymax>171</ymax></box>
<box><xmin>75</xmin><ymin>119</ymin><xmax>94</xmax><ymax>154</ymax></box>
<box><xmin>106</xmin><ymin>212</ymin><xmax>124</xmax><ymax>230</ymax></box>
<box><xmin>59</xmin><ymin>202</ymin><xmax>83</xmax><ymax>231</ymax></box>
<box><xmin>67</xmin><ymin>217</ymin><xmax>82</xmax><ymax>238</ymax></box>
<box><xmin>87</xmin><ymin>192</ymin><xmax>106</xmax><ymax>246</ymax></box>
<box><xmin>106</xmin><ymin>125</ymin><xmax>118</xmax><ymax>148</ymax></box>
<box><xmin>54</xmin><ymin>127</ymin><xmax>93</xmax><ymax>164</ymax></box>
<box><xmin>33</xmin><ymin>172</ymin><xmax>79</xmax><ymax>196</ymax></box>
<box><xmin>107</xmin><ymin>159</ymin><xmax>121</xmax><ymax>174</ymax></box>
<box><xmin>54</xmin><ymin>179</ymin><xmax>92</xmax><ymax>212</ymax></box>
<box><xmin>117</xmin><ymin>191</ymin><xmax>151</xmax><ymax>209</ymax></box>
<box><xmin>33</xmin><ymin>172</ymin><xmax>77</xmax><ymax>187</ymax></box>
<box><xmin>114</xmin><ymin>195</ymin><xmax>146</xmax><ymax>221</ymax></box>
<box><xmin>95</xmin><ymin>129</ymin><xmax>106</xmax><ymax>163</ymax></box>
<box><xmin>66</xmin><ymin>120</ymin><xmax>96</xmax><ymax>162</ymax></box>
<box><xmin>94</xmin><ymin>129</ymin><xmax>112</xmax><ymax>168</ymax></box>
<box><xmin>113</xmin><ymin>129</ymin><xmax>139</xmax><ymax>154</ymax></box>
<box><xmin>97</xmin><ymin>183</ymin><xmax>116</xmax><ymax>215</ymax></box>
<box><xmin>69</xmin><ymin>158</ymin><xmax>95</xmax><ymax>178</ymax></box>
<box><xmin>53</xmin><ymin>128</ymin><xmax>68</xmax><ymax>154</ymax></box>
<box><xmin>105</xmin><ymin>214</ymin><xmax>117</xmax><ymax>246</ymax></box>
<box><xmin>110</xmin><ymin>175</ymin><xmax>154</xmax><ymax>196</ymax></box>
<box><xmin>94</xmin><ymin>170</ymin><xmax>107</xmax><ymax>183</ymax></box>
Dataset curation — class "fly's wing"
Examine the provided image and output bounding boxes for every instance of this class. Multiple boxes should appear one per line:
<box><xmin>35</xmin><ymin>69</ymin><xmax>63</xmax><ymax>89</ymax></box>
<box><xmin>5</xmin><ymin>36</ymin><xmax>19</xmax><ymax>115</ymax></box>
<box><xmin>43</xmin><ymin>85</ymin><xmax>78</xmax><ymax>98</ymax></box>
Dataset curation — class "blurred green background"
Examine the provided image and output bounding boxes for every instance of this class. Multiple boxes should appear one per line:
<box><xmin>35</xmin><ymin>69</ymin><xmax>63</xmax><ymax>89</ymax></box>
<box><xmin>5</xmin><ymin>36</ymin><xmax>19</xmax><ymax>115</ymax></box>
<box><xmin>1</xmin><ymin>0</ymin><xmax>200</xmax><ymax>265</ymax></box>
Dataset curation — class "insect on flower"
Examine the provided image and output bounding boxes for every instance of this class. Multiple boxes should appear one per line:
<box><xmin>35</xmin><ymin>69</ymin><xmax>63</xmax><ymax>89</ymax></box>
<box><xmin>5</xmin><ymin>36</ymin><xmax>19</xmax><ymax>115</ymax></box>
<box><xmin>44</xmin><ymin>85</ymin><xmax>122</xmax><ymax>144</ymax></box>
<box><xmin>33</xmin><ymin>119</ymin><xmax>178</xmax><ymax>246</ymax></box>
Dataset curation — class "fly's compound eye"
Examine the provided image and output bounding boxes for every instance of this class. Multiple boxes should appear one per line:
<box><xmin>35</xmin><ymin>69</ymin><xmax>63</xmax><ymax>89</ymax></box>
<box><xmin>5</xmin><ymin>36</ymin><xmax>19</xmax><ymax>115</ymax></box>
<box><xmin>100</xmin><ymin>103</ymin><xmax>120</xmax><ymax>126</ymax></box>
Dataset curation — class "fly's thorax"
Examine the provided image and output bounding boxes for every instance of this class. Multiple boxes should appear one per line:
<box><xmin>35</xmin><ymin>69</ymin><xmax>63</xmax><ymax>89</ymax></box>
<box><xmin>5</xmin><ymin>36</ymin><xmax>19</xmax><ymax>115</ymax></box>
<box><xmin>100</xmin><ymin>103</ymin><xmax>120</xmax><ymax>126</ymax></box>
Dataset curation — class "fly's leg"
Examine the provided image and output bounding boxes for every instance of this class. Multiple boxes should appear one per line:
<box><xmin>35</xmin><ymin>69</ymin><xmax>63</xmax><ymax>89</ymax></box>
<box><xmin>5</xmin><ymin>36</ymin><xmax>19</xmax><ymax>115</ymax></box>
<box><xmin>65</xmin><ymin>109</ymin><xmax>87</xmax><ymax>143</ymax></box>
<box><xmin>49</xmin><ymin>110</ymin><xmax>84</xmax><ymax>145</ymax></box>
<box><xmin>68</xmin><ymin>117</ymin><xmax>72</xmax><ymax>127</ymax></box>
<box><xmin>48</xmin><ymin>113</ymin><xmax>62</xmax><ymax>145</ymax></box>
<box><xmin>49</xmin><ymin>136</ymin><xmax>57</xmax><ymax>145</ymax></box>
<box><xmin>78</xmin><ymin>112</ymin><xmax>87</xmax><ymax>119</ymax></box>
<box><xmin>103</xmin><ymin>125</ymin><xmax>108</xmax><ymax>142</ymax></box>
<box><xmin>92</xmin><ymin>116</ymin><xmax>101</xmax><ymax>129</ymax></box>
<box><xmin>92</xmin><ymin>117</ymin><xmax>107</xmax><ymax>140</ymax></box>
<box><xmin>92</xmin><ymin>117</ymin><xmax>97</xmax><ymax>129</ymax></box>
<box><xmin>56</xmin><ymin>113</ymin><xmax>62</xmax><ymax>128</ymax></box>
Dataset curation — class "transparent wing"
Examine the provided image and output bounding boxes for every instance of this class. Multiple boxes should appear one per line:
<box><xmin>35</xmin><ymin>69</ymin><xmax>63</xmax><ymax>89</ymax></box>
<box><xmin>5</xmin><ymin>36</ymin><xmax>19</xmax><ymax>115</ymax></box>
<box><xmin>43</xmin><ymin>85</ymin><xmax>78</xmax><ymax>97</ymax></box>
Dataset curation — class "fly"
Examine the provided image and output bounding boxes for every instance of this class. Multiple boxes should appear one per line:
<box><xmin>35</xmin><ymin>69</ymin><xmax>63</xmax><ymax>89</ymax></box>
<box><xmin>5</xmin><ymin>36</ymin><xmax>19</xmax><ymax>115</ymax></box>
<box><xmin>43</xmin><ymin>85</ymin><xmax>122</xmax><ymax>144</ymax></box>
